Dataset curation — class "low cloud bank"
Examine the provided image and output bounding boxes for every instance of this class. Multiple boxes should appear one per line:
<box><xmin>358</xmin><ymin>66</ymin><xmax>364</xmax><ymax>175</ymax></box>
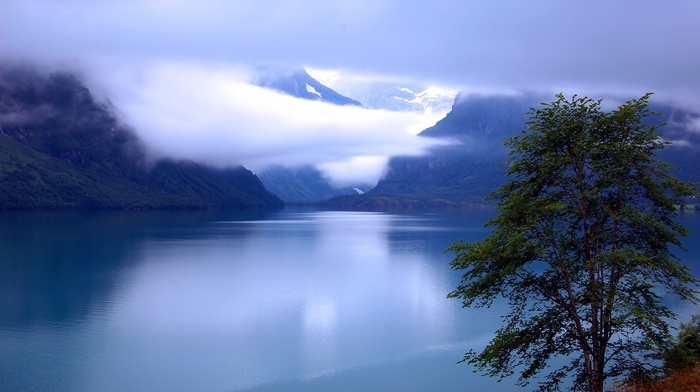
<box><xmin>96</xmin><ymin>62</ymin><xmax>449</xmax><ymax>185</ymax></box>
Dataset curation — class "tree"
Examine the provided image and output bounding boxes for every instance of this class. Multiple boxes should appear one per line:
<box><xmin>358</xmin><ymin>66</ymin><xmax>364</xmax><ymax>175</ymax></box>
<box><xmin>447</xmin><ymin>93</ymin><xmax>697</xmax><ymax>392</ymax></box>
<box><xmin>664</xmin><ymin>315</ymin><xmax>700</xmax><ymax>372</ymax></box>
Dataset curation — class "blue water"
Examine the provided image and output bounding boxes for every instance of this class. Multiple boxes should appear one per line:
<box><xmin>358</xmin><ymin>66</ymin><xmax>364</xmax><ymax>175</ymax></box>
<box><xmin>1</xmin><ymin>209</ymin><xmax>698</xmax><ymax>391</ymax></box>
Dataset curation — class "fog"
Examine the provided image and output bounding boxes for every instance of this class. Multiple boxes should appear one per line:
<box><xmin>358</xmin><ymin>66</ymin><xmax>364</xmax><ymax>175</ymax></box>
<box><xmin>3</xmin><ymin>0</ymin><xmax>699</xmax><ymax>184</ymax></box>
<box><xmin>89</xmin><ymin>61</ymin><xmax>449</xmax><ymax>185</ymax></box>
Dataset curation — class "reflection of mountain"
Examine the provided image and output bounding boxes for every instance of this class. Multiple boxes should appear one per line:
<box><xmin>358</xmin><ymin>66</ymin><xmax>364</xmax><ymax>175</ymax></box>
<box><xmin>324</xmin><ymin>93</ymin><xmax>700</xmax><ymax>209</ymax></box>
<box><xmin>0</xmin><ymin>210</ymin><xmax>472</xmax><ymax>391</ymax></box>
<box><xmin>0</xmin><ymin>64</ymin><xmax>282</xmax><ymax>209</ymax></box>
<box><xmin>0</xmin><ymin>210</ymin><xmax>275</xmax><ymax>328</ymax></box>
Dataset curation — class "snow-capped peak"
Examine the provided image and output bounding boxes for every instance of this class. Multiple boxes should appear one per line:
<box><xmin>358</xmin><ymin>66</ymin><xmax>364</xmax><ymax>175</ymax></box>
<box><xmin>305</xmin><ymin>68</ymin><xmax>458</xmax><ymax>131</ymax></box>
<box><xmin>394</xmin><ymin>86</ymin><xmax>458</xmax><ymax>113</ymax></box>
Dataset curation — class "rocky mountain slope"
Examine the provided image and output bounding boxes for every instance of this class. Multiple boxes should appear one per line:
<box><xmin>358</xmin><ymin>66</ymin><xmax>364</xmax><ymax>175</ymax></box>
<box><xmin>324</xmin><ymin>93</ymin><xmax>700</xmax><ymax>209</ymax></box>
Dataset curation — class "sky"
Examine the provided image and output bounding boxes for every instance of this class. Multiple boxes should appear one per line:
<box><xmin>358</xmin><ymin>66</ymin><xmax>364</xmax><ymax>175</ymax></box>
<box><xmin>2</xmin><ymin>0</ymin><xmax>699</xmax><ymax>185</ymax></box>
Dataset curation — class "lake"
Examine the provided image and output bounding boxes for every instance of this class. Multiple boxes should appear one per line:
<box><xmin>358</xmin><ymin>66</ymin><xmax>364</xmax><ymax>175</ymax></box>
<box><xmin>1</xmin><ymin>208</ymin><xmax>699</xmax><ymax>391</ymax></box>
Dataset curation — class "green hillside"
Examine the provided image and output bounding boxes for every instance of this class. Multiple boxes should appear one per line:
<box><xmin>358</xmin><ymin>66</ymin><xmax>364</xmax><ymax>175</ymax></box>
<box><xmin>0</xmin><ymin>64</ymin><xmax>282</xmax><ymax>210</ymax></box>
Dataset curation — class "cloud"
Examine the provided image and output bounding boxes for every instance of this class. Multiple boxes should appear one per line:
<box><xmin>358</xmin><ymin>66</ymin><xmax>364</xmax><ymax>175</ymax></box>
<box><xmin>317</xmin><ymin>156</ymin><xmax>390</xmax><ymax>187</ymax></box>
<box><xmin>97</xmin><ymin>61</ymin><xmax>446</xmax><ymax>184</ymax></box>
<box><xmin>3</xmin><ymin>0</ymin><xmax>700</xmax><ymax>184</ymax></box>
<box><xmin>4</xmin><ymin>0</ymin><xmax>700</xmax><ymax>102</ymax></box>
<box><xmin>686</xmin><ymin>117</ymin><xmax>700</xmax><ymax>134</ymax></box>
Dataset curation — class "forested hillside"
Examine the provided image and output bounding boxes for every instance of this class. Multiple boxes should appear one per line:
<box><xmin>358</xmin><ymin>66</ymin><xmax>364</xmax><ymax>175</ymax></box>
<box><xmin>0</xmin><ymin>64</ymin><xmax>282</xmax><ymax>210</ymax></box>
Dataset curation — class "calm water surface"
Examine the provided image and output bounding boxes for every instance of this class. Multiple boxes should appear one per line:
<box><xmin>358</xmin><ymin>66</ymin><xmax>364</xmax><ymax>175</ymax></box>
<box><xmin>1</xmin><ymin>209</ymin><xmax>699</xmax><ymax>391</ymax></box>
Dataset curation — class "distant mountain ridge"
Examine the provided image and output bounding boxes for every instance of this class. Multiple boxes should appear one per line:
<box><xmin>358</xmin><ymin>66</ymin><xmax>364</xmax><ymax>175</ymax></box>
<box><xmin>4</xmin><ymin>62</ymin><xmax>694</xmax><ymax>210</ymax></box>
<box><xmin>0</xmin><ymin>63</ymin><xmax>282</xmax><ymax>210</ymax></box>
<box><xmin>306</xmin><ymin>69</ymin><xmax>457</xmax><ymax>115</ymax></box>
<box><xmin>355</xmin><ymin>93</ymin><xmax>539</xmax><ymax>205</ymax></box>
<box><xmin>254</xmin><ymin>68</ymin><xmax>459</xmax><ymax>204</ymax></box>
<box><xmin>324</xmin><ymin>93</ymin><xmax>700</xmax><ymax>209</ymax></box>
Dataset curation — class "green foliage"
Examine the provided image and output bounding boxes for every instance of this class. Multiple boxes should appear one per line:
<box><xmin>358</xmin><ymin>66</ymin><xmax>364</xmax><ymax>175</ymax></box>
<box><xmin>447</xmin><ymin>93</ymin><xmax>698</xmax><ymax>392</ymax></box>
<box><xmin>0</xmin><ymin>65</ymin><xmax>282</xmax><ymax>210</ymax></box>
<box><xmin>665</xmin><ymin>315</ymin><xmax>700</xmax><ymax>372</ymax></box>
<box><xmin>335</xmin><ymin>94</ymin><xmax>700</xmax><ymax>208</ymax></box>
<box><xmin>0</xmin><ymin>135</ymin><xmax>282</xmax><ymax>209</ymax></box>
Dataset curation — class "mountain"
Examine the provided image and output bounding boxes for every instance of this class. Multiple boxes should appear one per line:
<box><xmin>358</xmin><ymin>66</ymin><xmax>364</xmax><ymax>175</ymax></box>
<box><xmin>0</xmin><ymin>63</ymin><xmax>282</xmax><ymax>210</ymax></box>
<box><xmin>255</xmin><ymin>165</ymin><xmax>367</xmax><ymax>204</ymax></box>
<box><xmin>650</xmin><ymin>102</ymin><xmax>700</xmax><ymax>184</ymax></box>
<box><xmin>307</xmin><ymin>70</ymin><xmax>458</xmax><ymax>139</ymax></box>
<box><xmin>255</xmin><ymin>69</ymin><xmax>459</xmax><ymax>204</ymax></box>
<box><xmin>324</xmin><ymin>93</ymin><xmax>700</xmax><ymax>209</ymax></box>
<box><xmin>321</xmin><ymin>93</ymin><xmax>537</xmax><ymax>209</ymax></box>
<box><xmin>307</xmin><ymin>69</ymin><xmax>457</xmax><ymax>115</ymax></box>
<box><xmin>255</xmin><ymin>68</ymin><xmax>362</xmax><ymax>107</ymax></box>
<box><xmin>253</xmin><ymin>68</ymin><xmax>370</xmax><ymax>203</ymax></box>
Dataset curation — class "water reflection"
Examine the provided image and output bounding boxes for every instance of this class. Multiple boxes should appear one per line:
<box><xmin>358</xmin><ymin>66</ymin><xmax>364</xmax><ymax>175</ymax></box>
<box><xmin>72</xmin><ymin>211</ymin><xmax>467</xmax><ymax>390</ymax></box>
<box><xmin>11</xmin><ymin>209</ymin><xmax>696</xmax><ymax>391</ymax></box>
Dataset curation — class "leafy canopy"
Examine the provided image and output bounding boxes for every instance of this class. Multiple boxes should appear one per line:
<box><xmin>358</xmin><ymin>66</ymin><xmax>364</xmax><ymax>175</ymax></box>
<box><xmin>448</xmin><ymin>93</ymin><xmax>697</xmax><ymax>392</ymax></box>
<box><xmin>664</xmin><ymin>315</ymin><xmax>700</xmax><ymax>372</ymax></box>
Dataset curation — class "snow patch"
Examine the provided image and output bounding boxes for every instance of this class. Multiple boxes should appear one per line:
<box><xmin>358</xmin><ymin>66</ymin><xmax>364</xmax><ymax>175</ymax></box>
<box><xmin>307</xmin><ymin>68</ymin><xmax>458</xmax><ymax>132</ymax></box>
<box><xmin>394</xmin><ymin>86</ymin><xmax>458</xmax><ymax>111</ymax></box>
<box><xmin>306</xmin><ymin>84</ymin><xmax>323</xmax><ymax>98</ymax></box>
